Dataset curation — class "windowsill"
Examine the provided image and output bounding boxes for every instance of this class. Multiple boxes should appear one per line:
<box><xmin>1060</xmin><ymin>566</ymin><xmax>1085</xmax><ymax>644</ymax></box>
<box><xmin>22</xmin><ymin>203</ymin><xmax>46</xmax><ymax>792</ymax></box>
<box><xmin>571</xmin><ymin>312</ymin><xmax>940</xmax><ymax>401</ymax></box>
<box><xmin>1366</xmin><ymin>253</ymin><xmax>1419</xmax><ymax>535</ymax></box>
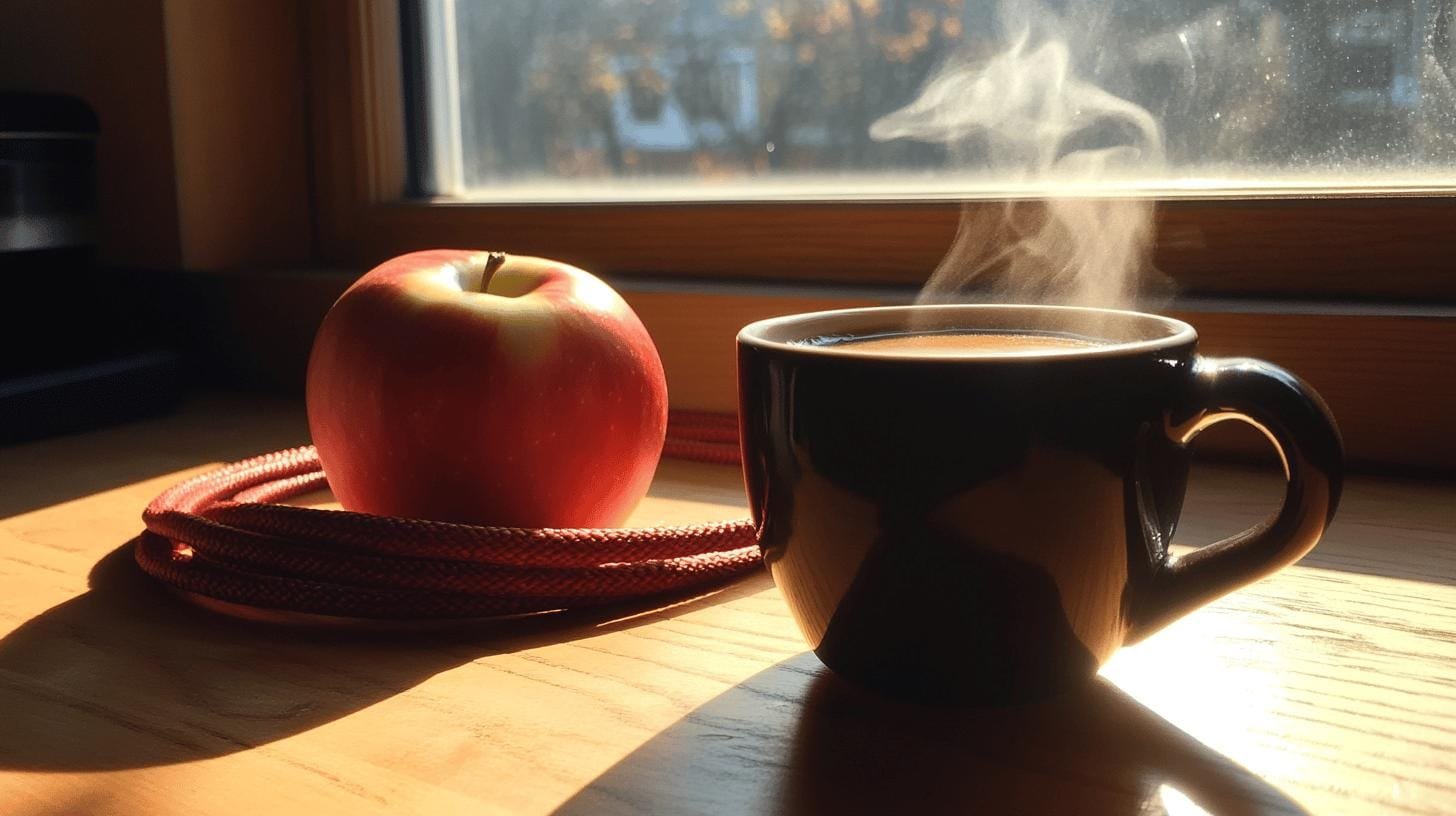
<box><xmin>132</xmin><ymin>266</ymin><xmax>1455</xmax><ymax>476</ymax></box>
<box><xmin>328</xmin><ymin>198</ymin><xmax>1456</xmax><ymax>301</ymax></box>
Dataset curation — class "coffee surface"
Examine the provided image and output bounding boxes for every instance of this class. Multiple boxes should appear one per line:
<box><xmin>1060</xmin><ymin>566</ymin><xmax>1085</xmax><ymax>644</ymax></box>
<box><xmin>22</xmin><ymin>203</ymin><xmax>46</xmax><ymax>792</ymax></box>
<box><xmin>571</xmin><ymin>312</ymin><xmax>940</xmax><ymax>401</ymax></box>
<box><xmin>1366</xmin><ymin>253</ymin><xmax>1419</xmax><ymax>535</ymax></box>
<box><xmin>829</xmin><ymin>331</ymin><xmax>1105</xmax><ymax>356</ymax></box>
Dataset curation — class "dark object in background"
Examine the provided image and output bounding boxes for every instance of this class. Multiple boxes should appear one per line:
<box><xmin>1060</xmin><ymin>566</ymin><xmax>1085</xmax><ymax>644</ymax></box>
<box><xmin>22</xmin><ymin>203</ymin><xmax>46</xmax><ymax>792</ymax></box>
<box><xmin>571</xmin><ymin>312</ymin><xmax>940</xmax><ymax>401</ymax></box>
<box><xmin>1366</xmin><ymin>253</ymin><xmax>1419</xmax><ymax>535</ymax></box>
<box><xmin>0</xmin><ymin>92</ymin><xmax>181</xmax><ymax>444</ymax></box>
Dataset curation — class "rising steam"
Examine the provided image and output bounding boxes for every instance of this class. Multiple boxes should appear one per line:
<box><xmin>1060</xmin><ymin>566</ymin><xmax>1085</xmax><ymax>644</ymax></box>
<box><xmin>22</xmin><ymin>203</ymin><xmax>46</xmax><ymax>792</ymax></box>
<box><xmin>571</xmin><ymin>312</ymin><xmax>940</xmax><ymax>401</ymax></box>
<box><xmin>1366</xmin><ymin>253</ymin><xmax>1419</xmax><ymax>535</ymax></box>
<box><xmin>871</xmin><ymin>4</ymin><xmax>1169</xmax><ymax>313</ymax></box>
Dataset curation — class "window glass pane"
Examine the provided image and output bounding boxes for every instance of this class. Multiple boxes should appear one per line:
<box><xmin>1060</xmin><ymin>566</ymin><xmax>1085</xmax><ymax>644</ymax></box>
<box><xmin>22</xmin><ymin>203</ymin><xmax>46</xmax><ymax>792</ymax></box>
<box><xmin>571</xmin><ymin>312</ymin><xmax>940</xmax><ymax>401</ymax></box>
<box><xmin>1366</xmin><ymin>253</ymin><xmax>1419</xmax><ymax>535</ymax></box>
<box><xmin>417</xmin><ymin>0</ymin><xmax>1456</xmax><ymax>199</ymax></box>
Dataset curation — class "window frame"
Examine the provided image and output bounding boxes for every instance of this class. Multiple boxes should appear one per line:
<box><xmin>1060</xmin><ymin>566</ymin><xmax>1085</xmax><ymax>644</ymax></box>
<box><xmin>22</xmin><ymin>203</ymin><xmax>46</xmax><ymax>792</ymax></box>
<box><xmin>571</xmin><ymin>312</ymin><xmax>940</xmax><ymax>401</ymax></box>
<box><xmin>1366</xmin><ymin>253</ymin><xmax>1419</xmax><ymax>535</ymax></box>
<box><xmin>307</xmin><ymin>0</ymin><xmax>1456</xmax><ymax>302</ymax></box>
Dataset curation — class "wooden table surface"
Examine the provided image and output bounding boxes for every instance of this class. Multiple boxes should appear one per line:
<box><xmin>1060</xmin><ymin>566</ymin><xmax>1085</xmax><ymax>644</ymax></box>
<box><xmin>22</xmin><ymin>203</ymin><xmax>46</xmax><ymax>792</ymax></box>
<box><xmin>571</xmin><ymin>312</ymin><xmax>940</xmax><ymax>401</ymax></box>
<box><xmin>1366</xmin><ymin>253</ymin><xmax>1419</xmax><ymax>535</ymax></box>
<box><xmin>1</xmin><ymin>396</ymin><xmax>1453</xmax><ymax>815</ymax></box>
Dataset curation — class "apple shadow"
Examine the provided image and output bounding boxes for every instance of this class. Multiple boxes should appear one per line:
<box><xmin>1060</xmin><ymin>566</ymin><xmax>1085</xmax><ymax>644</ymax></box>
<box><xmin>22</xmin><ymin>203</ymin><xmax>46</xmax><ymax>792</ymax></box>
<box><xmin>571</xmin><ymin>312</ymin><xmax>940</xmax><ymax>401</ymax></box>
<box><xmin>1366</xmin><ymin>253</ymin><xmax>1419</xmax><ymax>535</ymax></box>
<box><xmin>553</xmin><ymin>653</ymin><xmax>1310</xmax><ymax>815</ymax></box>
<box><xmin>0</xmin><ymin>541</ymin><xmax>771</xmax><ymax>771</ymax></box>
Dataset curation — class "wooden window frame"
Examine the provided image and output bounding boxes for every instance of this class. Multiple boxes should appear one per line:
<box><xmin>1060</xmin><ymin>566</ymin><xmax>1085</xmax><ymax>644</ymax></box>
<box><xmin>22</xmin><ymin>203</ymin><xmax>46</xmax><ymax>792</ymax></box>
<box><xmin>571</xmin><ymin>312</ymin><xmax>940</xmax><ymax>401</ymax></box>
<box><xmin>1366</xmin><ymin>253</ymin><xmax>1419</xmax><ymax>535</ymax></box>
<box><xmin>308</xmin><ymin>1</ymin><xmax>1456</xmax><ymax>301</ymax></box>
<box><xmin>286</xmin><ymin>1</ymin><xmax>1454</xmax><ymax>474</ymax></box>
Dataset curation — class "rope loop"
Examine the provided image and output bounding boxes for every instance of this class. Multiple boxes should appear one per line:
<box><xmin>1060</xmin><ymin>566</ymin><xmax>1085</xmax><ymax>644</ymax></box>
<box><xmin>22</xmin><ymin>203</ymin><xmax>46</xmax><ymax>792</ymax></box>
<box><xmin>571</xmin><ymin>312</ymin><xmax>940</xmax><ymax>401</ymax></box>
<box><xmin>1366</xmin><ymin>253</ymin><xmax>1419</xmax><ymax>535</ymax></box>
<box><xmin>135</xmin><ymin>412</ymin><xmax>757</xmax><ymax>620</ymax></box>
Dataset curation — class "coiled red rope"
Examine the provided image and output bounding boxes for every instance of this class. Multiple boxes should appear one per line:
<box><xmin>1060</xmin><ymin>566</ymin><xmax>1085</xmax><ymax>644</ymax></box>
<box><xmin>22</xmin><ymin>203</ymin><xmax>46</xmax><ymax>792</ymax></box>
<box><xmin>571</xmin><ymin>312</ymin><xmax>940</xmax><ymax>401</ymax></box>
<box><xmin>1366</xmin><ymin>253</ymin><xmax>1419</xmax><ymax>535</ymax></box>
<box><xmin>134</xmin><ymin>410</ymin><xmax>757</xmax><ymax>621</ymax></box>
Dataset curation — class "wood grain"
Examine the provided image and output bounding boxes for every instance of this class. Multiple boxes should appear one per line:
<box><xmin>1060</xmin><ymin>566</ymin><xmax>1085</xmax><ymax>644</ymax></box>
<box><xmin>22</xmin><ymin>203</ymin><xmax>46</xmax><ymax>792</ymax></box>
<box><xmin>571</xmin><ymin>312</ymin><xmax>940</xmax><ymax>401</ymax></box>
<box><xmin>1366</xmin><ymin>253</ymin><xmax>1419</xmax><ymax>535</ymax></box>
<box><xmin>1</xmin><ymin>397</ymin><xmax>1453</xmax><ymax>815</ymax></box>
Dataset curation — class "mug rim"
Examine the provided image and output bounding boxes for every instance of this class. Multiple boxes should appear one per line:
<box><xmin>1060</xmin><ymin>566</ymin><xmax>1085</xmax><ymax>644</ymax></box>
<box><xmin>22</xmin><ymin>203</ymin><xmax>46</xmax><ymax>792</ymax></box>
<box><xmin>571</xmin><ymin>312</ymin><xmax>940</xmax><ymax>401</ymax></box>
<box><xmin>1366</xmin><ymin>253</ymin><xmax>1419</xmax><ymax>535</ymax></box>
<box><xmin>737</xmin><ymin>304</ymin><xmax>1197</xmax><ymax>361</ymax></box>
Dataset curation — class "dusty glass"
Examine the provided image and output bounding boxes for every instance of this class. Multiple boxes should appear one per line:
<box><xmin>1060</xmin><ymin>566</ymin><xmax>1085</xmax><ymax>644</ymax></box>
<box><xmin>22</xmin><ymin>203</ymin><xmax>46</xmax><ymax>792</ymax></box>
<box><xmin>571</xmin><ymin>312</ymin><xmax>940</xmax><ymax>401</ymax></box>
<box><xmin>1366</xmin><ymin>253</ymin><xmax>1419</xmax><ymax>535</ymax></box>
<box><xmin>415</xmin><ymin>0</ymin><xmax>1456</xmax><ymax>200</ymax></box>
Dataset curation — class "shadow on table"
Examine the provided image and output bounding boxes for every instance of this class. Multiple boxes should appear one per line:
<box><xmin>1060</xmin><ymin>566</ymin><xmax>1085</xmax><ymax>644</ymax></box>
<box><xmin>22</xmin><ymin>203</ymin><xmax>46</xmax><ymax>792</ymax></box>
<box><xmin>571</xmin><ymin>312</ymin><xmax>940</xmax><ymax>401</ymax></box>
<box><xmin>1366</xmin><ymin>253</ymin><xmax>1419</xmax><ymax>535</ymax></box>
<box><xmin>0</xmin><ymin>395</ymin><xmax>308</xmax><ymax>519</ymax></box>
<box><xmin>0</xmin><ymin>542</ymin><xmax>772</xmax><ymax>771</ymax></box>
<box><xmin>554</xmin><ymin>653</ymin><xmax>1310</xmax><ymax>816</ymax></box>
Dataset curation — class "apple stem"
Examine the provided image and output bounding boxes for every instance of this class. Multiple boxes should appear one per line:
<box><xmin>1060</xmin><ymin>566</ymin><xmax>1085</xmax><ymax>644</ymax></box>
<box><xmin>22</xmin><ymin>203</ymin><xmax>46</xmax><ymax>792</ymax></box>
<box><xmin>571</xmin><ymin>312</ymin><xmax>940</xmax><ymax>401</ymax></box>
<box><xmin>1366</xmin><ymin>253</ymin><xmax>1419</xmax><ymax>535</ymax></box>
<box><xmin>480</xmin><ymin>252</ymin><xmax>508</xmax><ymax>293</ymax></box>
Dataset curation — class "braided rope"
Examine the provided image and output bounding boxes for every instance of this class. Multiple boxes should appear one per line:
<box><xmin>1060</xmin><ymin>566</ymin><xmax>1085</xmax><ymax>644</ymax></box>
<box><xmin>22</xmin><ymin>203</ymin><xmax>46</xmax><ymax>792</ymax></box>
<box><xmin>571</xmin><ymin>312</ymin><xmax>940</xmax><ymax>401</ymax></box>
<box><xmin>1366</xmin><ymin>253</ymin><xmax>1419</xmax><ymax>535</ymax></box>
<box><xmin>135</xmin><ymin>411</ymin><xmax>758</xmax><ymax>620</ymax></box>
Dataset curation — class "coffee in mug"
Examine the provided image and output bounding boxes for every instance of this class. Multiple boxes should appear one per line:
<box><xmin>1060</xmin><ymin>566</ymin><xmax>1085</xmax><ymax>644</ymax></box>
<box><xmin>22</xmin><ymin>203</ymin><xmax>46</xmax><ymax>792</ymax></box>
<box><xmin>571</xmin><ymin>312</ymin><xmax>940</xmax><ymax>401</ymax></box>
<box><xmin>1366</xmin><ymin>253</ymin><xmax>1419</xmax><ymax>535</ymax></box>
<box><xmin>809</xmin><ymin>330</ymin><xmax>1105</xmax><ymax>356</ymax></box>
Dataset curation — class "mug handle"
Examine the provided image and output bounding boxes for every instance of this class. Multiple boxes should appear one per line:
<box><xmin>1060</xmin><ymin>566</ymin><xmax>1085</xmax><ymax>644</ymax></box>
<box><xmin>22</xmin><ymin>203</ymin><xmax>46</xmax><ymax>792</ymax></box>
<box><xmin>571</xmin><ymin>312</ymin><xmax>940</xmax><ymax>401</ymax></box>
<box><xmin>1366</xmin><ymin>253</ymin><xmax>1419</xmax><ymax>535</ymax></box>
<box><xmin>1127</xmin><ymin>357</ymin><xmax>1344</xmax><ymax>642</ymax></box>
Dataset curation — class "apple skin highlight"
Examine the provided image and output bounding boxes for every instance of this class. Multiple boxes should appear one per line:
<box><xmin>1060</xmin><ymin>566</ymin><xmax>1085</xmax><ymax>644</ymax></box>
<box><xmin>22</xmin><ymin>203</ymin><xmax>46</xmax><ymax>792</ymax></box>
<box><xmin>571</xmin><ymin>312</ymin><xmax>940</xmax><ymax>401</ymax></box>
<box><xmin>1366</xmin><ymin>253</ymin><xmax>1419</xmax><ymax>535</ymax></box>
<box><xmin>306</xmin><ymin>250</ymin><xmax>669</xmax><ymax>529</ymax></box>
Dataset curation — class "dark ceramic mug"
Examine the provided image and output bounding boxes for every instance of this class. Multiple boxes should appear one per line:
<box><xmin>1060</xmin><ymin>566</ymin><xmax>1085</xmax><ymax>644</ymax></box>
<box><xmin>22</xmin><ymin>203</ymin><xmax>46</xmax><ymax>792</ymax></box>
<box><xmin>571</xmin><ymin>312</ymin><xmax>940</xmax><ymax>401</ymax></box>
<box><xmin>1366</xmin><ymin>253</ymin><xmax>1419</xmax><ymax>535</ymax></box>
<box><xmin>737</xmin><ymin>305</ymin><xmax>1342</xmax><ymax>704</ymax></box>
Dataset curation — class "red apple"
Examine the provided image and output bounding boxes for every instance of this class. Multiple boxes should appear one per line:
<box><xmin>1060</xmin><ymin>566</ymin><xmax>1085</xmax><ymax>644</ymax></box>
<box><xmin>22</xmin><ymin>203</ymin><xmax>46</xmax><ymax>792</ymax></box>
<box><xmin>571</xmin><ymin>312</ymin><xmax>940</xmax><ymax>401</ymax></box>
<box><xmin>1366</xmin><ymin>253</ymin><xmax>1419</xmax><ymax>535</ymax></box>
<box><xmin>305</xmin><ymin>250</ymin><xmax>668</xmax><ymax>528</ymax></box>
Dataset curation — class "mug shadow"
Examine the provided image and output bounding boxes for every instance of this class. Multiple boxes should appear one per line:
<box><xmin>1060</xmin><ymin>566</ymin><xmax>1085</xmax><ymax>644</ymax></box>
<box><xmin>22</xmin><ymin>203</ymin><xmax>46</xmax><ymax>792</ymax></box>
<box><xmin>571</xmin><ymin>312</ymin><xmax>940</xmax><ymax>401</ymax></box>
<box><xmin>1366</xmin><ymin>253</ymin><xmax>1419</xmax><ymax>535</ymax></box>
<box><xmin>554</xmin><ymin>653</ymin><xmax>1310</xmax><ymax>816</ymax></box>
<box><xmin>0</xmin><ymin>541</ymin><xmax>772</xmax><ymax>771</ymax></box>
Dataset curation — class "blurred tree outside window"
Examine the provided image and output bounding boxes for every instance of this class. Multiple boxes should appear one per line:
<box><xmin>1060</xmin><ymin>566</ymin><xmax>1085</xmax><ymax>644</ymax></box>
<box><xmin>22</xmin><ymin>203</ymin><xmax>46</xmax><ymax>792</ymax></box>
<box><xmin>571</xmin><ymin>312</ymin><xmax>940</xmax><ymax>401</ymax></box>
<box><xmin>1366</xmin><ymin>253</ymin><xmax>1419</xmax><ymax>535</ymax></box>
<box><xmin>419</xmin><ymin>0</ymin><xmax>1456</xmax><ymax>199</ymax></box>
